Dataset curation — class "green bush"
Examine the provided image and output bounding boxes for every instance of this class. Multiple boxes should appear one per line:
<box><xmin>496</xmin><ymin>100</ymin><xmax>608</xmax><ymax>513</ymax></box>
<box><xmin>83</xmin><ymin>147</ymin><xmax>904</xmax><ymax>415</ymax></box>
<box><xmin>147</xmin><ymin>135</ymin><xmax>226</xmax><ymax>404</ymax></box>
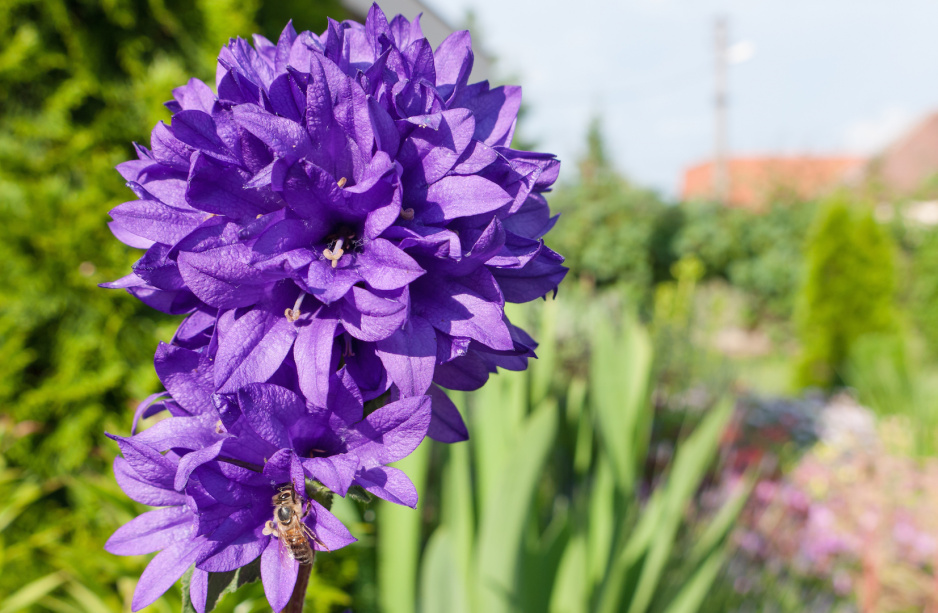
<box><xmin>794</xmin><ymin>193</ymin><xmax>897</xmax><ymax>389</ymax></box>
<box><xmin>909</xmin><ymin>228</ymin><xmax>938</xmax><ymax>356</ymax></box>
<box><xmin>548</xmin><ymin>121</ymin><xmax>676</xmax><ymax>309</ymax></box>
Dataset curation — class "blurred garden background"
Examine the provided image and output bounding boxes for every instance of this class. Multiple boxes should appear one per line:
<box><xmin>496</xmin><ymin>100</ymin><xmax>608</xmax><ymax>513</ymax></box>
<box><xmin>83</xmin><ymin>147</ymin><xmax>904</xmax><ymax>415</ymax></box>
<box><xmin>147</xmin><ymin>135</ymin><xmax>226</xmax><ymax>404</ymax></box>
<box><xmin>4</xmin><ymin>1</ymin><xmax>938</xmax><ymax>612</ymax></box>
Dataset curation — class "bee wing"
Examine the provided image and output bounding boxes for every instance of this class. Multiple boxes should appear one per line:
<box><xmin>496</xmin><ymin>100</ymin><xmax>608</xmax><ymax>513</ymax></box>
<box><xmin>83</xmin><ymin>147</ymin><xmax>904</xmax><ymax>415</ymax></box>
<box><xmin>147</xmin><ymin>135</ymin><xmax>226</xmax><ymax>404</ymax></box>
<box><xmin>273</xmin><ymin>529</ymin><xmax>296</xmax><ymax>571</ymax></box>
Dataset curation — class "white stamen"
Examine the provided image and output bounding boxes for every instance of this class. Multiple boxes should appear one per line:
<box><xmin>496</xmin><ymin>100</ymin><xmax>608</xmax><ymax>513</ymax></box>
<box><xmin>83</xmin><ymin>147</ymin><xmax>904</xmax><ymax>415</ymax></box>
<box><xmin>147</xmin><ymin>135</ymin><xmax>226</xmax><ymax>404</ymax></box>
<box><xmin>323</xmin><ymin>237</ymin><xmax>345</xmax><ymax>268</ymax></box>
<box><xmin>285</xmin><ymin>293</ymin><xmax>306</xmax><ymax>322</ymax></box>
<box><xmin>337</xmin><ymin>176</ymin><xmax>347</xmax><ymax>188</ymax></box>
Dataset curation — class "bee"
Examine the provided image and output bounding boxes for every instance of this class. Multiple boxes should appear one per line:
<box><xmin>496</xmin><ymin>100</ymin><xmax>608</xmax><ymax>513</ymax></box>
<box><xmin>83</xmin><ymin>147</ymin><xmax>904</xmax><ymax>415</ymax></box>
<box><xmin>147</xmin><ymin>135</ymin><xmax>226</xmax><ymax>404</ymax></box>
<box><xmin>262</xmin><ymin>483</ymin><xmax>327</xmax><ymax>565</ymax></box>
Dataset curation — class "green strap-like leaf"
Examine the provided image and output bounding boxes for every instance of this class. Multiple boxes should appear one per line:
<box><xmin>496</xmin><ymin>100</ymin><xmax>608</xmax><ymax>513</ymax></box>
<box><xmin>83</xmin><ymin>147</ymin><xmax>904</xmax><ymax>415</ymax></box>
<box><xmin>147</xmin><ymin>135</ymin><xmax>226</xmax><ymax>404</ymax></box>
<box><xmin>0</xmin><ymin>571</ymin><xmax>66</xmax><ymax>613</ymax></box>
<box><xmin>377</xmin><ymin>439</ymin><xmax>431</xmax><ymax>613</ymax></box>
<box><xmin>474</xmin><ymin>398</ymin><xmax>559</xmax><ymax>613</ymax></box>
<box><xmin>181</xmin><ymin>557</ymin><xmax>262</xmax><ymax>613</ymax></box>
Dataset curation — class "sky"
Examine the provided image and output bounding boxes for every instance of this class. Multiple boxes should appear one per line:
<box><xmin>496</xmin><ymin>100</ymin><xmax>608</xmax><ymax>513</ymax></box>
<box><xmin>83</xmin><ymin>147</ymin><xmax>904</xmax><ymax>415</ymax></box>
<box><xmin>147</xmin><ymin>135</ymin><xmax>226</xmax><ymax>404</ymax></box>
<box><xmin>420</xmin><ymin>0</ymin><xmax>938</xmax><ymax>197</ymax></box>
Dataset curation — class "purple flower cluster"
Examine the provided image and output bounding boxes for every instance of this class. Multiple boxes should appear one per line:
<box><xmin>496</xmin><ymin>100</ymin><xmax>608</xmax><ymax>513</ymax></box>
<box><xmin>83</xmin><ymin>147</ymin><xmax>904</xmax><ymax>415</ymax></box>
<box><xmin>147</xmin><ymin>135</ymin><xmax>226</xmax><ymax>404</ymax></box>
<box><xmin>103</xmin><ymin>4</ymin><xmax>564</xmax><ymax>612</ymax></box>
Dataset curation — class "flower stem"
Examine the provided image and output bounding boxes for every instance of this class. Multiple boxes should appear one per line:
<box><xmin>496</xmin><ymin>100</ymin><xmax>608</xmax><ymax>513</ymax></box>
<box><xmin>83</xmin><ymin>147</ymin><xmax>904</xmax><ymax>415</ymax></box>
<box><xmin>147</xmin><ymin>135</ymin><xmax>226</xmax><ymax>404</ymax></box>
<box><xmin>285</xmin><ymin>558</ymin><xmax>314</xmax><ymax>613</ymax></box>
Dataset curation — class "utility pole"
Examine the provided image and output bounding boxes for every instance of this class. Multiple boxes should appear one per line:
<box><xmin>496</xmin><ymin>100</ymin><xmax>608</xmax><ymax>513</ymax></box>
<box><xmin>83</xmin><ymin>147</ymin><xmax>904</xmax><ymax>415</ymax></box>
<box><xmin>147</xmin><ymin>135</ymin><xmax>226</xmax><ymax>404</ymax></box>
<box><xmin>713</xmin><ymin>16</ymin><xmax>728</xmax><ymax>204</ymax></box>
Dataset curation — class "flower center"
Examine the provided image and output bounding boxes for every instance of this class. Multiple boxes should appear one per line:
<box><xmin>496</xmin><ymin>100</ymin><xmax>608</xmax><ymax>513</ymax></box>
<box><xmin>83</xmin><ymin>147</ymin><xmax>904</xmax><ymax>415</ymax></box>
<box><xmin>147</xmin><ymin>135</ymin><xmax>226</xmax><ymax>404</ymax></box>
<box><xmin>322</xmin><ymin>226</ymin><xmax>357</xmax><ymax>269</ymax></box>
<box><xmin>284</xmin><ymin>292</ymin><xmax>306</xmax><ymax>322</ymax></box>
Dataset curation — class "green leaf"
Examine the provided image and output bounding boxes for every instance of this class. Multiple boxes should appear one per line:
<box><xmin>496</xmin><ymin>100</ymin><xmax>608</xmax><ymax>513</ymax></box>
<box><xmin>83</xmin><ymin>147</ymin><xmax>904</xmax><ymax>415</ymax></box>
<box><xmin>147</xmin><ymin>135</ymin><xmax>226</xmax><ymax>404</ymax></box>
<box><xmin>474</xmin><ymin>398</ymin><xmax>559</xmax><ymax>613</ymax></box>
<box><xmin>623</xmin><ymin>398</ymin><xmax>732</xmax><ymax>613</ymax></box>
<box><xmin>182</xmin><ymin>558</ymin><xmax>262</xmax><ymax>613</ymax></box>
<box><xmin>377</xmin><ymin>439</ymin><xmax>431</xmax><ymax>613</ymax></box>
<box><xmin>346</xmin><ymin>485</ymin><xmax>372</xmax><ymax>505</ymax></box>
<box><xmin>585</xmin><ymin>460</ymin><xmax>616</xmax><ymax>591</ymax></box>
<box><xmin>64</xmin><ymin>580</ymin><xmax>112</xmax><ymax>612</ymax></box>
<box><xmin>0</xmin><ymin>571</ymin><xmax>66</xmax><ymax>613</ymax></box>
<box><xmin>306</xmin><ymin>479</ymin><xmax>335</xmax><ymax>510</ymax></box>
<box><xmin>683</xmin><ymin>472</ymin><xmax>755</xmax><ymax>571</ymax></box>
<box><xmin>440</xmin><ymin>422</ymin><xmax>476</xmax><ymax>606</ymax></box>
<box><xmin>660</xmin><ymin>550</ymin><xmax>727</xmax><ymax>613</ymax></box>
<box><xmin>590</xmin><ymin>314</ymin><xmax>652</xmax><ymax>494</ymax></box>
<box><xmin>472</xmin><ymin>373</ymin><xmax>528</xmax><ymax>514</ymax></box>
<box><xmin>550</xmin><ymin>536</ymin><xmax>588</xmax><ymax>613</ymax></box>
<box><xmin>419</xmin><ymin>529</ymin><xmax>469</xmax><ymax>613</ymax></box>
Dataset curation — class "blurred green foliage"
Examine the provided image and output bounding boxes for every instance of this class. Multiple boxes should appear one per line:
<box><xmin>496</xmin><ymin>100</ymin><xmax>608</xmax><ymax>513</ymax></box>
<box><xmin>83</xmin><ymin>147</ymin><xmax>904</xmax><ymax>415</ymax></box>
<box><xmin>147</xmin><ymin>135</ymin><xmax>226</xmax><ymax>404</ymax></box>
<box><xmin>794</xmin><ymin>194</ymin><xmax>897</xmax><ymax>389</ymax></box>
<box><xmin>374</xmin><ymin>290</ymin><xmax>745</xmax><ymax>613</ymax></box>
<box><xmin>549</xmin><ymin>126</ymin><xmax>815</xmax><ymax>325</ymax></box>
<box><xmin>909</xmin><ymin>228</ymin><xmax>938</xmax><ymax>355</ymax></box>
<box><xmin>549</xmin><ymin>120</ymin><xmax>677</xmax><ymax>310</ymax></box>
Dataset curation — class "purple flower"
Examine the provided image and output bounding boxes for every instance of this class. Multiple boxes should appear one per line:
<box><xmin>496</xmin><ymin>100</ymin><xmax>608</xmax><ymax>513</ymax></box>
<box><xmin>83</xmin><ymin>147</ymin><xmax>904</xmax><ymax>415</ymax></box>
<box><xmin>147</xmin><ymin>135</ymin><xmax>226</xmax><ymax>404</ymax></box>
<box><xmin>144</xmin><ymin>341</ymin><xmax>432</xmax><ymax>504</ymax></box>
<box><xmin>105</xmin><ymin>435</ymin><xmax>354</xmax><ymax>612</ymax></box>
<box><xmin>106</xmin><ymin>342</ymin><xmax>431</xmax><ymax>611</ymax></box>
<box><xmin>105</xmin><ymin>5</ymin><xmax>566</xmax><ymax>434</ymax></box>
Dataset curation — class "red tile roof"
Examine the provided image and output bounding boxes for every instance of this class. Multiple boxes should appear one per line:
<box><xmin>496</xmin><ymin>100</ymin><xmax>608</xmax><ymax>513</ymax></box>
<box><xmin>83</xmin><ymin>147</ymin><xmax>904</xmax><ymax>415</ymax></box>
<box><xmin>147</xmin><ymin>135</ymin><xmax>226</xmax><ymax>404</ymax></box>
<box><xmin>681</xmin><ymin>156</ymin><xmax>865</xmax><ymax>208</ymax></box>
<box><xmin>872</xmin><ymin>112</ymin><xmax>938</xmax><ymax>196</ymax></box>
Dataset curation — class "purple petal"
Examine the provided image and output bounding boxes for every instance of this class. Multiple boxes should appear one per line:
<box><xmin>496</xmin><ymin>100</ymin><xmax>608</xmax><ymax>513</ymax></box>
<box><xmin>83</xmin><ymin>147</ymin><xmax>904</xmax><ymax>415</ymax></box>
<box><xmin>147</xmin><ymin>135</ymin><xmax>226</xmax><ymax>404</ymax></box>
<box><xmin>301</xmin><ymin>454</ymin><xmax>358</xmax><ymax>496</ymax></box>
<box><xmin>174</xmin><ymin>440</ymin><xmax>227</xmax><ymax>491</ymax></box>
<box><xmin>215</xmin><ymin>307</ymin><xmax>298</xmax><ymax>393</ymax></box>
<box><xmin>339</xmin><ymin>286</ymin><xmax>408</xmax><ymax>342</ymax></box>
<box><xmin>502</xmin><ymin>193</ymin><xmax>558</xmax><ymax>240</ymax></box>
<box><xmin>154</xmin><ymin>343</ymin><xmax>213</xmax><ymax>415</ymax></box>
<box><xmin>176</xmin><ymin>244</ymin><xmax>273</xmax><ymax>309</ymax></box>
<box><xmin>132</xmin><ymin>534</ymin><xmax>205</xmax><ymax>611</ymax></box>
<box><xmin>108</xmin><ymin>220</ymin><xmax>156</xmax><ymax>249</ymax></box>
<box><xmin>427</xmin><ymin>384</ymin><xmax>469</xmax><ymax>443</ymax></box>
<box><xmin>453</xmin><ymin>82</ymin><xmax>522</xmax><ymax>147</ymax></box>
<box><xmin>171</xmin><ymin>110</ymin><xmax>236</xmax><ymax>163</ymax></box>
<box><xmin>491</xmin><ymin>246</ymin><xmax>567</xmax><ymax>303</ymax></box>
<box><xmin>368</xmin><ymin>95</ymin><xmax>400</xmax><ymax>157</ymax></box>
<box><xmin>170</xmin><ymin>78</ymin><xmax>216</xmax><ymax>113</ymax></box>
<box><xmin>325</xmin><ymin>367</ymin><xmax>365</xmax><ymax>425</ymax></box>
<box><xmin>233</xmin><ymin>103</ymin><xmax>313</xmax><ymax>162</ymax></box>
<box><xmin>416</xmin><ymin>268</ymin><xmax>513</xmax><ymax>350</ymax></box>
<box><xmin>450</xmin><ymin>139</ymin><xmax>499</xmax><ymax>175</ymax></box>
<box><xmin>262</xmin><ymin>449</ymin><xmax>307</xmax><ymax>496</ymax></box>
<box><xmin>261</xmin><ymin>538</ymin><xmax>299</xmax><ymax>613</ymax></box>
<box><xmin>419</xmin><ymin>175</ymin><xmax>512</xmax><ymax>223</ymax></box>
<box><xmin>110</xmin><ymin>434</ymin><xmax>177</xmax><ymax>490</ymax></box>
<box><xmin>432</xmin><ymin>350</ymin><xmax>491</xmax><ymax>391</ymax></box>
<box><xmin>239</xmin><ymin>383</ymin><xmax>307</xmax><ymax>449</ymax></box>
<box><xmin>344</xmin><ymin>339</ymin><xmax>390</xmax><ymax>402</ymax></box>
<box><xmin>109</xmin><ymin>199</ymin><xmax>203</xmax><ymax>246</ymax></box>
<box><xmin>306</xmin><ymin>259</ymin><xmax>362</xmax><ymax>304</ymax></box>
<box><xmin>403</xmin><ymin>37</ymin><xmax>435</xmax><ymax>84</ymax></box>
<box><xmin>434</xmin><ymin>30</ymin><xmax>473</xmax><ymax>97</ymax></box>
<box><xmin>399</xmin><ymin>109</ymin><xmax>475</xmax><ymax>186</ymax></box>
<box><xmin>358</xmin><ymin>238</ymin><xmax>425</xmax><ymax>291</ymax></box>
<box><xmin>198</xmin><ymin>510</ymin><xmax>268</xmax><ymax>573</ymax></box>
<box><xmin>355</xmin><ymin>465</ymin><xmax>418</xmax><ymax>507</ymax></box>
<box><xmin>295</xmin><ymin>317</ymin><xmax>339</xmax><ymax>407</ymax></box>
<box><xmin>106</xmin><ymin>506</ymin><xmax>192</xmax><ymax>556</ymax></box>
<box><xmin>132</xmin><ymin>416</ymin><xmax>221</xmax><ymax>453</ymax></box>
<box><xmin>375</xmin><ymin>316</ymin><xmax>436</xmax><ymax>397</ymax></box>
<box><xmin>346</xmin><ymin>395</ymin><xmax>431</xmax><ymax>465</ymax></box>
<box><xmin>190</xmin><ymin>568</ymin><xmax>209</xmax><ymax>613</ymax></box>
<box><xmin>305</xmin><ymin>500</ymin><xmax>356</xmax><ymax>551</ymax></box>
<box><xmin>114</xmin><ymin>457</ymin><xmax>186</xmax><ymax>506</ymax></box>
<box><xmin>131</xmin><ymin>392</ymin><xmax>170</xmax><ymax>434</ymax></box>
<box><xmin>186</xmin><ymin>152</ymin><xmax>275</xmax><ymax>218</ymax></box>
